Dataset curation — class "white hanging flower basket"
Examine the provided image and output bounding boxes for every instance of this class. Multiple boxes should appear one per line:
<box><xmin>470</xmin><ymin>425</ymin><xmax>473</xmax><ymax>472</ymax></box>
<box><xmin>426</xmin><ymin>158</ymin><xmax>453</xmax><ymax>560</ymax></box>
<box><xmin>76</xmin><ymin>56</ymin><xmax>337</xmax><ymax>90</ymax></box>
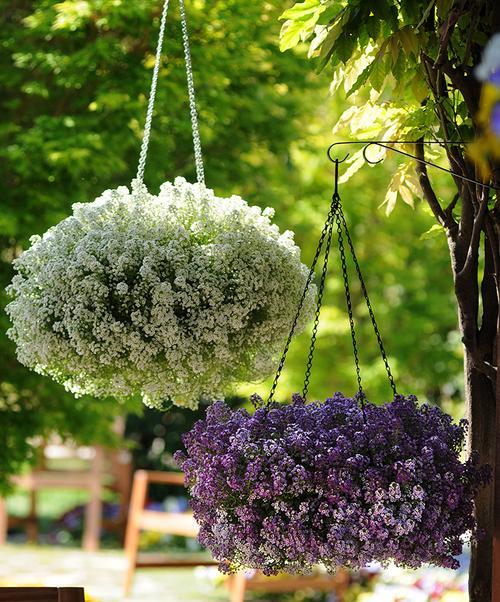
<box><xmin>7</xmin><ymin>178</ymin><xmax>314</xmax><ymax>408</ymax></box>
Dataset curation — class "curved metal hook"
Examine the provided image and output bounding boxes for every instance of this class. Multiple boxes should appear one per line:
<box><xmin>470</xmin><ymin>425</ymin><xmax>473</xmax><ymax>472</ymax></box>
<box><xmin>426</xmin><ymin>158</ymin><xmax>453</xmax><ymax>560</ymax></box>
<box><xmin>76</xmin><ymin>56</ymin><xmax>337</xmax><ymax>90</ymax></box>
<box><xmin>327</xmin><ymin>142</ymin><xmax>350</xmax><ymax>164</ymax></box>
<box><xmin>327</xmin><ymin>140</ymin><xmax>496</xmax><ymax>191</ymax></box>
<box><xmin>362</xmin><ymin>142</ymin><xmax>385</xmax><ymax>165</ymax></box>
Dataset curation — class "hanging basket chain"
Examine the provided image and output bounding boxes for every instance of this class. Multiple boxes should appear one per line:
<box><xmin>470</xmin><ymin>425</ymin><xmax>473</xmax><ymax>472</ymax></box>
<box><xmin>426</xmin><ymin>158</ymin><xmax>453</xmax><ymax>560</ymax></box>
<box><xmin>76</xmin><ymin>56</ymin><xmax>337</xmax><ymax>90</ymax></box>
<box><xmin>136</xmin><ymin>0</ymin><xmax>205</xmax><ymax>185</ymax></box>
<box><xmin>334</xmin><ymin>200</ymin><xmax>364</xmax><ymax>399</ymax></box>
<box><xmin>135</xmin><ymin>0</ymin><xmax>171</xmax><ymax>184</ymax></box>
<box><xmin>302</xmin><ymin>206</ymin><xmax>335</xmax><ymax>401</ymax></box>
<box><xmin>266</xmin><ymin>195</ymin><xmax>338</xmax><ymax>406</ymax></box>
<box><xmin>267</xmin><ymin>157</ymin><xmax>397</xmax><ymax>406</ymax></box>
<box><xmin>179</xmin><ymin>0</ymin><xmax>205</xmax><ymax>185</ymax></box>
<box><xmin>337</xmin><ymin>206</ymin><xmax>398</xmax><ymax>396</ymax></box>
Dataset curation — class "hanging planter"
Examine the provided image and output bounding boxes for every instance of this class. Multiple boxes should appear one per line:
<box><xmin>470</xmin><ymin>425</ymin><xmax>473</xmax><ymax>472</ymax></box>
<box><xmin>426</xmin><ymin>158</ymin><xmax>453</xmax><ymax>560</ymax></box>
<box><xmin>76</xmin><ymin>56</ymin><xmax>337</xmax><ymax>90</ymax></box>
<box><xmin>176</xmin><ymin>394</ymin><xmax>487</xmax><ymax>574</ymax></box>
<box><xmin>5</xmin><ymin>0</ymin><xmax>314</xmax><ymax>409</ymax></box>
<box><xmin>176</xmin><ymin>161</ymin><xmax>490</xmax><ymax>572</ymax></box>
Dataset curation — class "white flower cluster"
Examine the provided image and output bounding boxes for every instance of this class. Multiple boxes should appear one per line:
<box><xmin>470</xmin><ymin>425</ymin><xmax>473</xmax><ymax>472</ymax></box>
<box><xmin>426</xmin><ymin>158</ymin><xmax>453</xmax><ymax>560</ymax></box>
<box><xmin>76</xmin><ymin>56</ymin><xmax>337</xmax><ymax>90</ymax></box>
<box><xmin>7</xmin><ymin>177</ymin><xmax>315</xmax><ymax>409</ymax></box>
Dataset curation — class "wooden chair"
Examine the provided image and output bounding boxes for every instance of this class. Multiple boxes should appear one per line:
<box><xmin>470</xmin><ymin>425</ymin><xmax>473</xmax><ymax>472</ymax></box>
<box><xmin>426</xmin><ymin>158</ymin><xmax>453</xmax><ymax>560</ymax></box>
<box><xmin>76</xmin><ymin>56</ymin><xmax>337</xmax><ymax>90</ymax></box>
<box><xmin>0</xmin><ymin>444</ymin><xmax>104</xmax><ymax>552</ymax></box>
<box><xmin>124</xmin><ymin>470</ymin><xmax>217</xmax><ymax>595</ymax></box>
<box><xmin>0</xmin><ymin>588</ymin><xmax>84</xmax><ymax>602</ymax></box>
<box><xmin>226</xmin><ymin>570</ymin><xmax>350</xmax><ymax>602</ymax></box>
<box><xmin>0</xmin><ymin>418</ymin><xmax>132</xmax><ymax>551</ymax></box>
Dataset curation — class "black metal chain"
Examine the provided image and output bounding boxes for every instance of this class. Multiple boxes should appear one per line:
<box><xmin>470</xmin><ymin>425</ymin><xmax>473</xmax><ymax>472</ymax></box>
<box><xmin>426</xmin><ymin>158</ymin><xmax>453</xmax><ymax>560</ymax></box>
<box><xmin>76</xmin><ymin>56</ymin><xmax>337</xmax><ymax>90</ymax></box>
<box><xmin>266</xmin><ymin>193</ymin><xmax>338</xmax><ymax>405</ymax></box>
<box><xmin>302</xmin><ymin>208</ymin><xmax>336</xmax><ymax>400</ymax></box>
<box><xmin>334</xmin><ymin>199</ymin><xmax>364</xmax><ymax>400</ymax></box>
<box><xmin>266</xmin><ymin>158</ymin><xmax>397</xmax><ymax>407</ymax></box>
<box><xmin>337</xmin><ymin>206</ymin><xmax>397</xmax><ymax>396</ymax></box>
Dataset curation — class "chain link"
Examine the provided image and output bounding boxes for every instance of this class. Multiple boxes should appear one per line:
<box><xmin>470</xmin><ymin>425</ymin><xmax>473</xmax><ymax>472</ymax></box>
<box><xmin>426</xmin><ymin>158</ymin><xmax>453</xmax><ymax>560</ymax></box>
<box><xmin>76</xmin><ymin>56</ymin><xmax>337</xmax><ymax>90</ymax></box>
<box><xmin>136</xmin><ymin>0</ymin><xmax>171</xmax><ymax>184</ymax></box>
<box><xmin>337</xmin><ymin>206</ymin><xmax>397</xmax><ymax>396</ymax></box>
<box><xmin>267</xmin><ymin>158</ymin><xmax>397</xmax><ymax>408</ymax></box>
<box><xmin>302</xmin><ymin>207</ymin><xmax>335</xmax><ymax>401</ymax></box>
<box><xmin>136</xmin><ymin>0</ymin><xmax>205</xmax><ymax>185</ymax></box>
<box><xmin>334</xmin><ymin>200</ymin><xmax>364</xmax><ymax>397</ymax></box>
<box><xmin>266</xmin><ymin>196</ymin><xmax>338</xmax><ymax>406</ymax></box>
<box><xmin>179</xmin><ymin>0</ymin><xmax>205</xmax><ymax>185</ymax></box>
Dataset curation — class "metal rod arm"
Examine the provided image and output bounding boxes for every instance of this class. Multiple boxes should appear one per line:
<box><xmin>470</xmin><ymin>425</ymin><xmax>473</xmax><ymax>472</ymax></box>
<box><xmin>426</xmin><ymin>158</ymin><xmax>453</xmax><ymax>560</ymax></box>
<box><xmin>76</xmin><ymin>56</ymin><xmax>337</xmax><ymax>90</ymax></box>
<box><xmin>327</xmin><ymin>140</ymin><xmax>495</xmax><ymax>191</ymax></box>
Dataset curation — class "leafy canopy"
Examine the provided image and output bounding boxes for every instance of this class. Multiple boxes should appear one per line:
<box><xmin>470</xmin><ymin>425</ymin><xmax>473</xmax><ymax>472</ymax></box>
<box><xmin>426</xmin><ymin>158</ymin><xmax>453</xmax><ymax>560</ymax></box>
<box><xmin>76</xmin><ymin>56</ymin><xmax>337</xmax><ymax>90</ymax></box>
<box><xmin>0</xmin><ymin>0</ymin><xmax>321</xmax><ymax>491</ymax></box>
<box><xmin>279</xmin><ymin>0</ymin><xmax>490</xmax><ymax>211</ymax></box>
<box><xmin>0</xmin><ymin>0</ymin><xmax>463</xmax><ymax>492</ymax></box>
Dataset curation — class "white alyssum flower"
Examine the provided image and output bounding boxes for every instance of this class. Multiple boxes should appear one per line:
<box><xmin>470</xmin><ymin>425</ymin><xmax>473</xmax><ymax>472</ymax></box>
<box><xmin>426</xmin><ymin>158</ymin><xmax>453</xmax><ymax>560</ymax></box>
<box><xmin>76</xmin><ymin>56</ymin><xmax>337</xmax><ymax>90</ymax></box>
<box><xmin>7</xmin><ymin>177</ymin><xmax>315</xmax><ymax>409</ymax></box>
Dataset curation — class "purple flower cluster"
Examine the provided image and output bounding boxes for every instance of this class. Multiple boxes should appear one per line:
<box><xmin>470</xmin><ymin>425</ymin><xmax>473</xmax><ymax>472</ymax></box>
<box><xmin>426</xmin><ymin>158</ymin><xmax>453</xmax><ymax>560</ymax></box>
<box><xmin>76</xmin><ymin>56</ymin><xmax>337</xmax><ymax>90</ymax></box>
<box><xmin>175</xmin><ymin>393</ymin><xmax>489</xmax><ymax>575</ymax></box>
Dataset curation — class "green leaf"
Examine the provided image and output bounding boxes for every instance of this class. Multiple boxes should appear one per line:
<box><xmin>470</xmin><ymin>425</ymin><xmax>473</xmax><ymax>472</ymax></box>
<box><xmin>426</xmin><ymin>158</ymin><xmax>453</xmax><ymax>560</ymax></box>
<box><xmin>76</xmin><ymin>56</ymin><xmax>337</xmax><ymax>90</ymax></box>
<box><xmin>399</xmin><ymin>184</ymin><xmax>415</xmax><ymax>207</ymax></box>
<box><xmin>411</xmin><ymin>72</ymin><xmax>429</xmax><ymax>102</ymax></box>
<box><xmin>280</xmin><ymin>19</ymin><xmax>311</xmax><ymax>51</ymax></box>
<box><xmin>420</xmin><ymin>223</ymin><xmax>445</xmax><ymax>240</ymax></box>
<box><xmin>441</xmin><ymin>98</ymin><xmax>457</xmax><ymax>121</ymax></box>
<box><xmin>280</xmin><ymin>0</ymin><xmax>322</xmax><ymax>21</ymax></box>
<box><xmin>403</xmin><ymin>104</ymin><xmax>436</xmax><ymax>136</ymax></box>
<box><xmin>383</xmin><ymin>188</ymin><xmax>398</xmax><ymax>215</ymax></box>
<box><xmin>315</xmin><ymin>14</ymin><xmax>346</xmax><ymax>70</ymax></box>
<box><xmin>392</xmin><ymin>51</ymin><xmax>406</xmax><ymax>82</ymax></box>
<box><xmin>358</xmin><ymin>27</ymin><xmax>369</xmax><ymax>47</ymax></box>
<box><xmin>366</xmin><ymin>16</ymin><xmax>380</xmax><ymax>40</ymax></box>
<box><xmin>436</xmin><ymin>0</ymin><xmax>455</xmax><ymax>19</ymax></box>
<box><xmin>399</xmin><ymin>27</ymin><xmax>419</xmax><ymax>57</ymax></box>
<box><xmin>279</xmin><ymin>0</ymin><xmax>326</xmax><ymax>51</ymax></box>
<box><xmin>346</xmin><ymin>61</ymin><xmax>373</xmax><ymax>97</ymax></box>
<box><xmin>457</xmin><ymin>123</ymin><xmax>474</xmax><ymax>139</ymax></box>
<box><xmin>370</xmin><ymin>55</ymin><xmax>387</xmax><ymax>91</ymax></box>
<box><xmin>335</xmin><ymin>33</ymin><xmax>356</xmax><ymax>64</ymax></box>
<box><xmin>388</xmin><ymin>35</ymin><xmax>399</xmax><ymax>64</ymax></box>
<box><xmin>416</xmin><ymin>0</ymin><xmax>436</xmax><ymax>31</ymax></box>
<box><xmin>317</xmin><ymin>4</ymin><xmax>343</xmax><ymax>26</ymax></box>
<box><xmin>373</xmin><ymin>2</ymin><xmax>398</xmax><ymax>30</ymax></box>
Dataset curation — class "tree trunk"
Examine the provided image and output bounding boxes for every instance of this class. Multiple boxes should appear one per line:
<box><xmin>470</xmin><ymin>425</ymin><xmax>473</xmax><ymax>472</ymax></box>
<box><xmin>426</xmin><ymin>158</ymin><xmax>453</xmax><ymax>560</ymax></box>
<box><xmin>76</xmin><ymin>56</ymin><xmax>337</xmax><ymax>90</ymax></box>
<box><xmin>418</xmin><ymin>158</ymin><xmax>498</xmax><ymax>599</ymax></box>
<box><xmin>466</xmin><ymin>352</ymin><xmax>496</xmax><ymax>602</ymax></box>
<box><xmin>428</xmin><ymin>173</ymin><xmax>499</xmax><ymax>600</ymax></box>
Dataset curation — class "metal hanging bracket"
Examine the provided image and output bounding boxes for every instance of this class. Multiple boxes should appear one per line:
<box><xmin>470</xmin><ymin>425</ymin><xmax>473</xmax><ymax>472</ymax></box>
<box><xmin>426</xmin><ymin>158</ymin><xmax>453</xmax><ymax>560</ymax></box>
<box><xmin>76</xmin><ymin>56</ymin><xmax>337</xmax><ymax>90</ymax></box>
<box><xmin>327</xmin><ymin>140</ymin><xmax>497</xmax><ymax>191</ymax></box>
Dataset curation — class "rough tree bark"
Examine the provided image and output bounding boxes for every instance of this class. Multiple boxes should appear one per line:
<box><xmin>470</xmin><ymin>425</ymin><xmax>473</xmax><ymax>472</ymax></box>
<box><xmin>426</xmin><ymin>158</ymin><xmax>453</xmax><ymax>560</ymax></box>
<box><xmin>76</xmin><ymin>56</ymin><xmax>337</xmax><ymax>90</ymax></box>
<box><xmin>414</xmin><ymin>105</ymin><xmax>499</xmax><ymax>601</ymax></box>
<box><xmin>410</xmin><ymin>1</ymin><xmax>500</xmax><ymax>594</ymax></box>
<box><xmin>419</xmin><ymin>157</ymin><xmax>498</xmax><ymax>601</ymax></box>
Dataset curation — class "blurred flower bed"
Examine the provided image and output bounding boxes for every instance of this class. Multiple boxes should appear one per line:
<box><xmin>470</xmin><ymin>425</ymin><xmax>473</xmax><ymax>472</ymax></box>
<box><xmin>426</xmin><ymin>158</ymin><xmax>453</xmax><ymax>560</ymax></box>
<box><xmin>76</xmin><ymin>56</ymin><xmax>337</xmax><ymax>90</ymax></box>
<box><xmin>343</xmin><ymin>554</ymin><xmax>468</xmax><ymax>602</ymax></box>
<box><xmin>357</xmin><ymin>558</ymin><xmax>468</xmax><ymax>602</ymax></box>
<box><xmin>5</xmin><ymin>486</ymin><xmax>470</xmax><ymax>601</ymax></box>
<box><xmin>200</xmin><ymin>553</ymin><xmax>469</xmax><ymax>602</ymax></box>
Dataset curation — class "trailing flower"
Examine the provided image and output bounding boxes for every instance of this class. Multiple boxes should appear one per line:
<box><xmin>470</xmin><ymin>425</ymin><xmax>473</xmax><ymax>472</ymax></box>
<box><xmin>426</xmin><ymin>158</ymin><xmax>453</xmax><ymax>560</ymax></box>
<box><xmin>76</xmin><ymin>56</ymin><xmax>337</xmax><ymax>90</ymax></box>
<box><xmin>6</xmin><ymin>178</ymin><xmax>314</xmax><ymax>409</ymax></box>
<box><xmin>176</xmin><ymin>393</ymin><xmax>489</xmax><ymax>574</ymax></box>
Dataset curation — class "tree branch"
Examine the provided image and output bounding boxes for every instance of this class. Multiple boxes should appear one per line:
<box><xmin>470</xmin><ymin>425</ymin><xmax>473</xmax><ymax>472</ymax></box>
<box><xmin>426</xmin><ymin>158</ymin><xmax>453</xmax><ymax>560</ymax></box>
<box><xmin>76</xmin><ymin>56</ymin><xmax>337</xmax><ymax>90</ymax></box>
<box><xmin>478</xmin><ymin>234</ymin><xmax>499</xmax><ymax>360</ymax></box>
<box><xmin>415</xmin><ymin>140</ymin><xmax>458</xmax><ymax>233</ymax></box>
<box><xmin>455</xmin><ymin>190</ymin><xmax>490</xmax><ymax>375</ymax></box>
<box><xmin>457</xmin><ymin>189</ymin><xmax>489</xmax><ymax>281</ymax></box>
<box><xmin>434</xmin><ymin>3</ymin><xmax>464</xmax><ymax>68</ymax></box>
<box><xmin>445</xmin><ymin>192</ymin><xmax>460</xmax><ymax>215</ymax></box>
<box><xmin>439</xmin><ymin>59</ymin><xmax>480</xmax><ymax>116</ymax></box>
<box><xmin>467</xmin><ymin>354</ymin><xmax>497</xmax><ymax>382</ymax></box>
<box><xmin>421</xmin><ymin>53</ymin><xmax>473</xmax><ymax>198</ymax></box>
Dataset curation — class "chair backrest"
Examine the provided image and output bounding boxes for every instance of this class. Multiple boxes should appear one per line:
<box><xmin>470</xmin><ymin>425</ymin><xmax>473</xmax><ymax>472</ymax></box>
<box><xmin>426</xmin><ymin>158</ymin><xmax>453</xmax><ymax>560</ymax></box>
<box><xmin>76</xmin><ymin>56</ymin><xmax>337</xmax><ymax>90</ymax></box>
<box><xmin>0</xmin><ymin>588</ymin><xmax>85</xmax><ymax>602</ymax></box>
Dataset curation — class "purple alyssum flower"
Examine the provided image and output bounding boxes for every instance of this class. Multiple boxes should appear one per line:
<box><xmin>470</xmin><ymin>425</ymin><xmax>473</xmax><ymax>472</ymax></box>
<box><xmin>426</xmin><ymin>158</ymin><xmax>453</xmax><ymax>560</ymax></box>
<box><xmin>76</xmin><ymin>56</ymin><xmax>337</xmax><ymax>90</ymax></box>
<box><xmin>175</xmin><ymin>393</ymin><xmax>490</xmax><ymax>575</ymax></box>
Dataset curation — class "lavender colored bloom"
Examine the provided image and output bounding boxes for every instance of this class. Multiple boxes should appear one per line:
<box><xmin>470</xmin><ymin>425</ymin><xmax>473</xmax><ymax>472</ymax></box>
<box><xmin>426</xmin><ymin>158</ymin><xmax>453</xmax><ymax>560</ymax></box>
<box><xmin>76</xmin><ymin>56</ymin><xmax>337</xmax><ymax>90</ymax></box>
<box><xmin>175</xmin><ymin>393</ymin><xmax>490</xmax><ymax>575</ymax></box>
<box><xmin>490</xmin><ymin>102</ymin><xmax>500</xmax><ymax>136</ymax></box>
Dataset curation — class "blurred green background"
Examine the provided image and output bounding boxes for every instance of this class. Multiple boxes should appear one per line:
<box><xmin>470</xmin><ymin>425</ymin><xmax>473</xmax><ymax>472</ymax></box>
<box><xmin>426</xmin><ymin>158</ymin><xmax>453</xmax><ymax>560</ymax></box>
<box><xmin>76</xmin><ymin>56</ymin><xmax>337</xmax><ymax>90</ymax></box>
<box><xmin>0</xmin><ymin>0</ymin><xmax>461</xmax><ymax>487</ymax></box>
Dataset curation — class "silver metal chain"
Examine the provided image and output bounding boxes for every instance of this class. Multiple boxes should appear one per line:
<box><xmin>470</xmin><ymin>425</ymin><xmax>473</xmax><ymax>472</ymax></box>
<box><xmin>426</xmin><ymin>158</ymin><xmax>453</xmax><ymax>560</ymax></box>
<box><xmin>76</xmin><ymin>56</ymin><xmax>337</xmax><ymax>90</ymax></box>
<box><xmin>136</xmin><ymin>0</ymin><xmax>170</xmax><ymax>184</ymax></box>
<box><xmin>179</xmin><ymin>0</ymin><xmax>205</xmax><ymax>185</ymax></box>
<box><xmin>135</xmin><ymin>0</ymin><xmax>205</xmax><ymax>185</ymax></box>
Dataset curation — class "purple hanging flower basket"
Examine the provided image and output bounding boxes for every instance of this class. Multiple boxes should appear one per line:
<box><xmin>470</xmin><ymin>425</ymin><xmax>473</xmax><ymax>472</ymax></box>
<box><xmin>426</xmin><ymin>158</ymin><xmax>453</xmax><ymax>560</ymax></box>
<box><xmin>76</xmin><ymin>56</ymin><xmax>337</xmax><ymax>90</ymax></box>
<box><xmin>175</xmin><ymin>393</ymin><xmax>489</xmax><ymax>575</ymax></box>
